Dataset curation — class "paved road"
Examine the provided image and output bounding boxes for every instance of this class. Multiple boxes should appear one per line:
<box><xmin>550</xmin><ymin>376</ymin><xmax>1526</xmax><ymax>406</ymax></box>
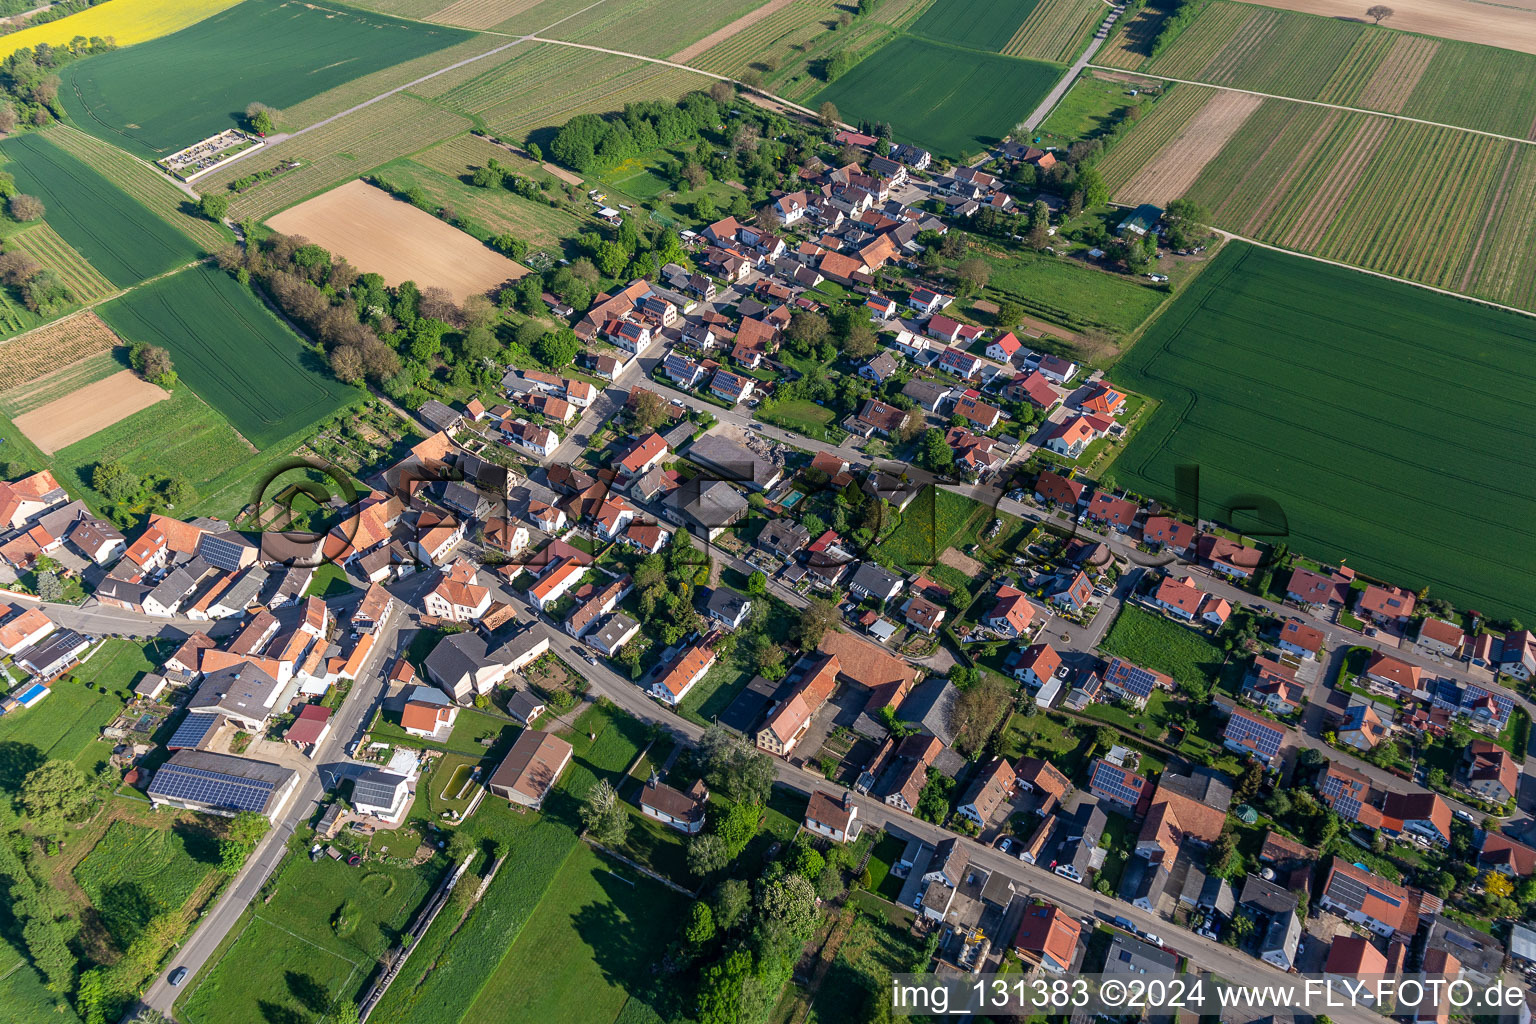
<box><xmin>1022</xmin><ymin>36</ymin><xmax>1108</xmax><ymax>133</ymax></box>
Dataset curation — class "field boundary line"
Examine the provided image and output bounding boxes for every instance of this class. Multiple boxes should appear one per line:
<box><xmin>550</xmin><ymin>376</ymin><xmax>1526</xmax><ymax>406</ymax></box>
<box><xmin>1087</xmin><ymin>64</ymin><xmax>1536</xmax><ymax>147</ymax></box>
<box><xmin>0</xmin><ymin>257</ymin><xmax>212</xmax><ymax>351</ymax></box>
<box><xmin>249</xmin><ymin>911</ymin><xmax>364</xmax><ymax>966</ymax></box>
<box><xmin>1204</xmin><ymin>226</ymin><xmax>1536</xmax><ymax>321</ymax></box>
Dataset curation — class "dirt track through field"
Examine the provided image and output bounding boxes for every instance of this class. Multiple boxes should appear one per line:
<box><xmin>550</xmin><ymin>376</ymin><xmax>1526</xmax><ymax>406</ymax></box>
<box><xmin>1118</xmin><ymin>91</ymin><xmax>1264</xmax><ymax>205</ymax></box>
<box><xmin>14</xmin><ymin>370</ymin><xmax>167</xmax><ymax>454</ymax></box>
<box><xmin>267</xmin><ymin>179</ymin><xmax>530</xmax><ymax>303</ymax></box>
<box><xmin>670</xmin><ymin>0</ymin><xmax>793</xmax><ymax>63</ymax></box>
<box><xmin>1242</xmin><ymin>0</ymin><xmax>1536</xmax><ymax>55</ymax></box>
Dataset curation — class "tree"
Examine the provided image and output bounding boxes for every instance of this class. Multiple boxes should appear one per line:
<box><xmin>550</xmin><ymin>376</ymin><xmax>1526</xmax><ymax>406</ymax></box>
<box><xmin>534</xmin><ymin>328</ymin><xmax>580</xmax><ymax>370</ymax></box>
<box><xmin>1075</xmin><ymin>167</ymin><xmax>1109</xmax><ymax>210</ymax></box>
<box><xmin>796</xmin><ymin>597</ymin><xmax>839</xmax><ymax>650</ymax></box>
<box><xmin>20</xmin><ymin>759</ymin><xmax>92</xmax><ymax>832</ymax></box>
<box><xmin>954</xmin><ymin>257</ymin><xmax>990</xmax><ymax>295</ymax></box>
<box><xmin>695</xmin><ymin>948</ymin><xmax>751</xmax><ymax>1024</ymax></box>
<box><xmin>708</xmin><ymin>80</ymin><xmax>733</xmax><ymax>104</ymax></box>
<box><xmin>320</xmin><ymin>1003</ymin><xmax>360</xmax><ymax>1024</ymax></box>
<box><xmin>580</xmin><ymin>779</ymin><xmax>630</xmax><ymax>845</ymax></box>
<box><xmin>0</xmin><ymin>250</ymin><xmax>40</xmax><ymax>284</ymax></box>
<box><xmin>1235</xmin><ymin>760</ymin><xmax>1263</xmax><ymax>803</ymax></box>
<box><xmin>247</xmin><ymin>104</ymin><xmax>276</xmax><ymax>135</ymax></box>
<box><xmin>695</xmin><ymin>725</ymin><xmax>775</xmax><ymax>804</ymax></box>
<box><xmin>712</xmin><ymin>878</ymin><xmax>750</xmax><ymax>932</ymax></box>
<box><xmin>818</xmin><ymin>101</ymin><xmax>840</xmax><ymax>127</ymax></box>
<box><xmin>1161</xmin><ymin>197</ymin><xmax>1209</xmax><ymax>249</ymax></box>
<box><xmin>8</xmin><ymin>193</ymin><xmax>44</xmax><ymax>221</ymax></box>
<box><xmin>842</xmin><ymin>319</ymin><xmax>877</xmax><ymax>360</ymax></box>
<box><xmin>35</xmin><ymin>571</ymin><xmax>62</xmax><ymax>603</ymax></box>
<box><xmin>1366</xmin><ymin>4</ymin><xmax>1393</xmax><ymax>22</ymax></box>
<box><xmin>715</xmin><ymin>800</ymin><xmax>761</xmax><ymax>858</ymax></box>
<box><xmin>199</xmin><ymin>193</ymin><xmax>230</xmax><ymax>221</ymax></box>
<box><xmin>747</xmin><ymin>570</ymin><xmax>767</xmax><ymax>597</ymax></box>
<box><xmin>684</xmin><ymin>901</ymin><xmax>716</xmax><ymax>947</ymax></box>
<box><xmin>688</xmin><ymin>833</ymin><xmax>729</xmax><ymax>878</ymax></box>
<box><xmin>93</xmin><ymin>460</ymin><xmax>140</xmax><ymax>503</ymax></box>
<box><xmin>594</xmin><ymin>239</ymin><xmax>630</xmax><ymax>277</ymax></box>
<box><xmin>996</xmin><ymin>299</ymin><xmax>1024</xmax><ymax>329</ymax></box>
<box><xmin>1486</xmin><ymin>871</ymin><xmax>1514</xmax><ymax>899</ymax></box>
<box><xmin>915</xmin><ymin>769</ymin><xmax>952</xmax><ymax>823</ymax></box>
<box><xmin>920</xmin><ymin>428</ymin><xmax>953</xmax><ymax>471</ymax></box>
<box><xmin>632</xmin><ymin>387</ymin><xmax>667</xmax><ymax>433</ymax></box>
<box><xmin>228</xmin><ymin>810</ymin><xmax>270</xmax><ymax>847</ymax></box>
<box><xmin>786</xmin><ymin>309</ymin><xmax>829</xmax><ymax>353</ymax></box>
<box><xmin>787</xmin><ymin>838</ymin><xmax>825</xmax><ymax>881</ymax></box>
<box><xmin>130</xmin><ymin>342</ymin><xmax>177</xmax><ymax>387</ymax></box>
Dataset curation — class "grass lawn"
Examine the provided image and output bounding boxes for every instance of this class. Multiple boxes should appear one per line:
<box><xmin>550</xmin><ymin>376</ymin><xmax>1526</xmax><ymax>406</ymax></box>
<box><xmin>756</xmin><ymin>398</ymin><xmax>844</xmax><ymax>443</ymax></box>
<box><xmin>303</xmin><ymin>561</ymin><xmax>357</xmax><ymax>599</ymax></box>
<box><xmin>866</xmin><ymin>832</ymin><xmax>904</xmax><ymax>899</ymax></box>
<box><xmin>872</xmin><ymin>485</ymin><xmax>984</xmax><ymax>572</ymax></box>
<box><xmin>1098</xmin><ymin>604</ymin><xmax>1232</xmax><ymax>694</ymax></box>
<box><xmin>808</xmin><ymin>903</ymin><xmax>928</xmax><ymax>1022</ymax></box>
<box><xmin>462</xmin><ymin>842</ymin><xmax>687</xmax><ymax>1024</ymax></box>
<box><xmin>962</xmin><ymin>245</ymin><xmax>1169</xmax><ymax>339</ymax></box>
<box><xmin>420</xmin><ymin>751</ymin><xmax>489</xmax><ymax>822</ymax></box>
<box><xmin>1000</xmin><ymin>710</ymin><xmax>1096</xmax><ymax>780</ymax></box>
<box><xmin>1110</xmin><ymin>241</ymin><xmax>1536</xmax><ymax>625</ymax></box>
<box><xmin>73</xmin><ymin>820</ymin><xmax>219</xmax><ymax>948</ymax></box>
<box><xmin>677</xmin><ymin>595</ymin><xmax>798</xmax><ymax>726</ymax></box>
<box><xmin>370</xmin><ymin>707</ymin><xmax>513</xmax><ymax>758</ymax></box>
<box><xmin>1034</xmin><ymin>71</ymin><xmax>1157</xmax><ymax>147</ymax></box>
<box><xmin>0</xmin><ymin>933</ymin><xmax>74</xmax><ymax>1024</ymax></box>
<box><xmin>179</xmin><ymin>854</ymin><xmax>441</xmax><ymax>1024</ymax></box>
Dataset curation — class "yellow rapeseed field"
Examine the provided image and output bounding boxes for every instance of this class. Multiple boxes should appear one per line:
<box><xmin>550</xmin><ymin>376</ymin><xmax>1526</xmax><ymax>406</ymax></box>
<box><xmin>0</xmin><ymin>0</ymin><xmax>243</xmax><ymax>60</ymax></box>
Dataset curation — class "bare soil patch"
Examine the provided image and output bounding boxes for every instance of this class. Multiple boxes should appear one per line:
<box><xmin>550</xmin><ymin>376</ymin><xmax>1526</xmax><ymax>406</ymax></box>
<box><xmin>939</xmin><ymin>546</ymin><xmax>983</xmax><ymax>577</ymax></box>
<box><xmin>14</xmin><ymin>370</ymin><xmax>168</xmax><ymax>454</ymax></box>
<box><xmin>267</xmin><ymin>179</ymin><xmax>529</xmax><ymax>304</ymax></box>
<box><xmin>1242</xmin><ymin>0</ymin><xmax>1536</xmax><ymax>55</ymax></box>
<box><xmin>1119</xmin><ymin>91</ymin><xmax>1264</xmax><ymax>205</ymax></box>
<box><xmin>0</xmin><ymin>310</ymin><xmax>121</xmax><ymax>391</ymax></box>
<box><xmin>670</xmin><ymin>0</ymin><xmax>794</xmax><ymax>62</ymax></box>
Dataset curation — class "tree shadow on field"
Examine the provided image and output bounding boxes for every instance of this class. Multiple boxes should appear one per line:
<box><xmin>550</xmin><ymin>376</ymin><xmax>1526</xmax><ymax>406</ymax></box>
<box><xmin>0</xmin><ymin>741</ymin><xmax>45</xmax><ymax>798</ymax></box>
<box><xmin>174</xmin><ymin>820</ymin><xmax>221</xmax><ymax>864</ymax></box>
<box><xmin>285</xmin><ymin>970</ymin><xmax>329</xmax><ymax>1014</ymax></box>
<box><xmin>258</xmin><ymin>1000</ymin><xmax>306</xmax><ymax>1024</ymax></box>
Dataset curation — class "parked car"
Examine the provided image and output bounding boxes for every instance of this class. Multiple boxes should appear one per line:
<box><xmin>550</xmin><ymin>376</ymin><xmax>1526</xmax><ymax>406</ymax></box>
<box><xmin>169</xmin><ymin>967</ymin><xmax>188</xmax><ymax>987</ymax></box>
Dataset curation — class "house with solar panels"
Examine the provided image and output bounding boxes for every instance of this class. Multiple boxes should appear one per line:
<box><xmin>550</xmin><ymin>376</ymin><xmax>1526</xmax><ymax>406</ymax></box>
<box><xmin>1100</xmin><ymin>657</ymin><xmax>1172</xmax><ymax>710</ymax></box>
<box><xmin>147</xmin><ymin>750</ymin><xmax>298</xmax><ymax>820</ymax></box>
<box><xmin>352</xmin><ymin>769</ymin><xmax>412</xmax><ymax>825</ymax></box>
<box><xmin>1088</xmin><ymin>757</ymin><xmax>1150</xmax><ymax>816</ymax></box>
<box><xmin>1222</xmin><ymin>707</ymin><xmax>1286</xmax><ymax>768</ymax></box>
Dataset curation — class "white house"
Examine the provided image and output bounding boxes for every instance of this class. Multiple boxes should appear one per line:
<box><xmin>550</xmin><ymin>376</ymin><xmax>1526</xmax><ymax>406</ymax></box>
<box><xmin>804</xmin><ymin>790</ymin><xmax>861</xmax><ymax>843</ymax></box>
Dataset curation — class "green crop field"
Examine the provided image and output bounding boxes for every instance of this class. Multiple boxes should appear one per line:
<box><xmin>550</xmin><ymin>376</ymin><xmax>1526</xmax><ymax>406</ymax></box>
<box><xmin>58</xmin><ymin>0</ymin><xmax>473</xmax><ymax>158</ymax></box>
<box><xmin>1132</xmin><ymin>0</ymin><xmax>1536</xmax><ymax>138</ymax></box>
<box><xmin>1003</xmin><ymin>0</ymin><xmax>1104</xmax><ymax>62</ymax></box>
<box><xmin>814</xmin><ymin>37</ymin><xmax>1061</xmax><ymax>158</ymax></box>
<box><xmin>0</xmin><ymin>133</ymin><xmax>203</xmax><ymax>287</ymax></box>
<box><xmin>1109</xmin><ymin>242</ymin><xmax>1536</xmax><ymax>624</ymax></box>
<box><xmin>686</xmin><ymin>0</ymin><xmax>846</xmax><ymax>76</ymax></box>
<box><xmin>74</xmin><ymin>821</ymin><xmax>218</xmax><ymax>948</ymax></box>
<box><xmin>44</xmin><ymin>125</ymin><xmax>233</xmax><ymax>252</ymax></box>
<box><xmin>0</xmin><ymin>934</ymin><xmax>75</xmax><ymax>1024</ymax></box>
<box><xmin>98</xmin><ymin>265</ymin><xmax>354</xmax><ymax>448</ymax></box>
<box><xmin>908</xmin><ymin>0</ymin><xmax>1038</xmax><ymax>52</ymax></box>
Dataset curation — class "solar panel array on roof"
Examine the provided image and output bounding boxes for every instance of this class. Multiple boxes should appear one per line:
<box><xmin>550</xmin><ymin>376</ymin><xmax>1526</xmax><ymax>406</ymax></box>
<box><xmin>352</xmin><ymin>770</ymin><xmax>407</xmax><ymax>808</ymax></box>
<box><xmin>148</xmin><ymin>762</ymin><xmax>279</xmax><ymax>813</ymax></box>
<box><xmin>1461</xmin><ymin>684</ymin><xmax>1514</xmax><ymax>723</ymax></box>
<box><xmin>1226</xmin><ymin>712</ymin><xmax>1284</xmax><ymax>759</ymax></box>
<box><xmin>1105</xmin><ymin>658</ymin><xmax>1158</xmax><ymax>698</ymax></box>
<box><xmin>167</xmin><ymin>712</ymin><xmax>220</xmax><ymax>750</ymax></box>
<box><xmin>1090</xmin><ymin>759</ymin><xmax>1144</xmax><ymax>807</ymax></box>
